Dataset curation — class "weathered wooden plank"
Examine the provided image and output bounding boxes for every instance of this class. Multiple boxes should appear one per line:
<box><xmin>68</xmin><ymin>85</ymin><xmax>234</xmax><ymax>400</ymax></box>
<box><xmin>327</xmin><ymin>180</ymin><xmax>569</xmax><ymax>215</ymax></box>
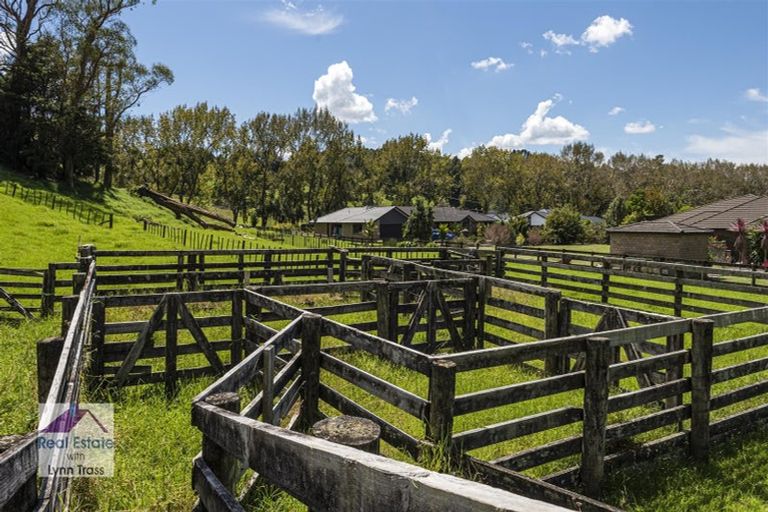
<box><xmin>453</xmin><ymin>372</ymin><xmax>584</xmax><ymax>416</ymax></box>
<box><xmin>0</xmin><ymin>434</ymin><xmax>37</xmax><ymax>508</ymax></box>
<box><xmin>690</xmin><ymin>319</ymin><xmax>714</xmax><ymax>461</ymax></box>
<box><xmin>192</xmin><ymin>456</ymin><xmax>246</xmax><ymax>512</ymax></box>
<box><xmin>485</xmin><ymin>315</ymin><xmax>545</xmax><ymax>340</ymax></box>
<box><xmin>191</xmin><ymin>402</ymin><xmax>568</xmax><ymax>512</ymax></box>
<box><xmin>177</xmin><ymin>299</ymin><xmax>225</xmax><ymax>374</ymax></box>
<box><xmin>713</xmin><ymin>333</ymin><xmax>768</xmax><ymax>357</ymax></box>
<box><xmin>453</xmin><ymin>407</ymin><xmax>583</xmax><ymax>452</ymax></box>
<box><xmin>319</xmin><ymin>352</ymin><xmax>428</xmax><ymax>419</ymax></box>
<box><xmin>113</xmin><ymin>296</ymin><xmax>167</xmax><ymax>387</ymax></box>
<box><xmin>711</xmin><ymin>356</ymin><xmax>768</xmax><ymax>384</ymax></box>
<box><xmin>608</xmin><ymin>379</ymin><xmax>690</xmax><ymax>413</ymax></box>
<box><xmin>322</xmin><ymin>318</ymin><xmax>432</xmax><ymax>375</ymax></box>
<box><xmin>711</xmin><ymin>379</ymin><xmax>768</xmax><ymax>410</ymax></box>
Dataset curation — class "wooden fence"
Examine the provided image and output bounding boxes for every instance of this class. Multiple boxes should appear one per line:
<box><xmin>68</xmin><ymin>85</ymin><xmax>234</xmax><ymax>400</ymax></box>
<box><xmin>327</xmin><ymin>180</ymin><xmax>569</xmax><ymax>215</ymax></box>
<box><xmin>2</xmin><ymin>181</ymin><xmax>114</xmax><ymax>228</ymax></box>
<box><xmin>498</xmin><ymin>247</ymin><xmax>768</xmax><ymax>316</ymax></box>
<box><xmin>0</xmin><ymin>260</ymin><xmax>97</xmax><ymax>510</ymax></box>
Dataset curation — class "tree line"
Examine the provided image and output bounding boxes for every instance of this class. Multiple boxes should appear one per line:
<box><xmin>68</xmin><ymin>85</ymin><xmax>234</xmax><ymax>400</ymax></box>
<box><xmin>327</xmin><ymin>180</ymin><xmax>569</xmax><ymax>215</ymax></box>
<box><xmin>1</xmin><ymin>2</ymin><xmax>766</xmax><ymax>229</ymax></box>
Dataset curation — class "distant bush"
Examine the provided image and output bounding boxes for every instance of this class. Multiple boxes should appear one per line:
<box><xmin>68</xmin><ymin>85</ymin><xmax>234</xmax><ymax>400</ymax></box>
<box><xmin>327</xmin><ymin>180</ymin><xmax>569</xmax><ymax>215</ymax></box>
<box><xmin>542</xmin><ymin>205</ymin><xmax>585</xmax><ymax>245</ymax></box>
<box><xmin>484</xmin><ymin>223</ymin><xmax>512</xmax><ymax>246</ymax></box>
<box><xmin>526</xmin><ymin>228</ymin><xmax>544</xmax><ymax>246</ymax></box>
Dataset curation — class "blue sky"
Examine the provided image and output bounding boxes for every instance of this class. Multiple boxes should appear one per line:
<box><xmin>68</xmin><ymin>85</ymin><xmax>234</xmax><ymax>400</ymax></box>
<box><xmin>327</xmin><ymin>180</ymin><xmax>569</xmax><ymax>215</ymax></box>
<box><xmin>124</xmin><ymin>0</ymin><xmax>768</xmax><ymax>163</ymax></box>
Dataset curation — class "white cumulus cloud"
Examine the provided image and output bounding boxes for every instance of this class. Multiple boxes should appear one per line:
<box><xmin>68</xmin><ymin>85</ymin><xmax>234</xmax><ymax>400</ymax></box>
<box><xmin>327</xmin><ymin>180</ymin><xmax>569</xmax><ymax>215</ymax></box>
<box><xmin>263</xmin><ymin>1</ymin><xmax>343</xmax><ymax>35</ymax></box>
<box><xmin>581</xmin><ymin>15</ymin><xmax>633</xmax><ymax>52</ymax></box>
<box><xmin>486</xmin><ymin>94</ymin><xmax>590</xmax><ymax>148</ymax></box>
<box><xmin>624</xmin><ymin>121</ymin><xmax>656</xmax><ymax>134</ymax></box>
<box><xmin>471</xmin><ymin>56</ymin><xmax>513</xmax><ymax>72</ymax></box>
<box><xmin>745</xmin><ymin>88</ymin><xmax>768</xmax><ymax>103</ymax></box>
<box><xmin>543</xmin><ymin>15</ymin><xmax>633</xmax><ymax>54</ymax></box>
<box><xmin>520</xmin><ymin>42</ymin><xmax>534</xmax><ymax>54</ymax></box>
<box><xmin>608</xmin><ymin>106</ymin><xmax>625</xmax><ymax>116</ymax></box>
<box><xmin>543</xmin><ymin>31</ymin><xmax>579</xmax><ymax>53</ymax></box>
<box><xmin>685</xmin><ymin>126</ymin><xmax>768</xmax><ymax>164</ymax></box>
<box><xmin>384</xmin><ymin>96</ymin><xmax>418</xmax><ymax>115</ymax></box>
<box><xmin>312</xmin><ymin>61</ymin><xmax>377</xmax><ymax>123</ymax></box>
<box><xmin>425</xmin><ymin>129</ymin><xmax>452</xmax><ymax>152</ymax></box>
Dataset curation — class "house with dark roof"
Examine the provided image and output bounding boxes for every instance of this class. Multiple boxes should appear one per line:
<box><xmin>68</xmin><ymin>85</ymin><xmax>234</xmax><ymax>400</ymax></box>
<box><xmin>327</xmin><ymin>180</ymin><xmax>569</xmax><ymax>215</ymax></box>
<box><xmin>519</xmin><ymin>209</ymin><xmax>605</xmax><ymax>228</ymax></box>
<box><xmin>608</xmin><ymin>194</ymin><xmax>768</xmax><ymax>261</ymax></box>
<box><xmin>312</xmin><ymin>206</ymin><xmax>495</xmax><ymax>240</ymax></box>
<box><xmin>313</xmin><ymin>206</ymin><xmax>409</xmax><ymax>240</ymax></box>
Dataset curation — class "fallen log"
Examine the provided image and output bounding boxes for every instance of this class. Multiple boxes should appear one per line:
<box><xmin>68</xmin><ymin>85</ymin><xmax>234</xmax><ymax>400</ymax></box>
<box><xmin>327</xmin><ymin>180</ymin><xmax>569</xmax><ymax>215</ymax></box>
<box><xmin>136</xmin><ymin>185</ymin><xmax>236</xmax><ymax>230</ymax></box>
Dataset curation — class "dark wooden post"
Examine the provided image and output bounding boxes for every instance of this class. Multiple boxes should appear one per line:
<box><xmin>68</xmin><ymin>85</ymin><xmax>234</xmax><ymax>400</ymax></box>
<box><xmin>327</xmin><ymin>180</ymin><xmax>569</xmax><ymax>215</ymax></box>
<box><xmin>426</xmin><ymin>282</ymin><xmax>437</xmax><ymax>352</ymax></box>
<box><xmin>544</xmin><ymin>292</ymin><xmax>566</xmax><ymax>374</ymax></box>
<box><xmin>262</xmin><ymin>345</ymin><xmax>276</xmax><ymax>425</ymax></box>
<box><xmin>165</xmin><ymin>294</ymin><xmax>178</xmax><ymax>397</ymax></box>
<box><xmin>202</xmin><ymin>392</ymin><xmax>241</xmax><ymax>499</ymax></box>
<box><xmin>360</xmin><ymin>255</ymin><xmax>372</xmax><ymax>301</ymax></box>
<box><xmin>581</xmin><ymin>336</ymin><xmax>611</xmax><ymax>498</ymax></box>
<box><xmin>690</xmin><ymin>318</ymin><xmax>714</xmax><ymax>461</ymax></box>
<box><xmin>72</xmin><ymin>272</ymin><xmax>86</xmax><ymax>294</ymax></box>
<box><xmin>198</xmin><ymin>254</ymin><xmax>206</xmax><ymax>288</ymax></box>
<box><xmin>41</xmin><ymin>263</ymin><xmax>56</xmax><ymax>317</ymax></box>
<box><xmin>673</xmin><ymin>269</ymin><xmax>684</xmax><ymax>316</ymax></box>
<box><xmin>427</xmin><ymin>359</ymin><xmax>456</xmax><ymax>446</ymax></box>
<box><xmin>37</xmin><ymin>336</ymin><xmax>65</xmax><ymax>402</ymax></box>
<box><xmin>60</xmin><ymin>295</ymin><xmax>77</xmax><ymax>336</ymax></box>
<box><xmin>176</xmin><ymin>255</ymin><xmax>184</xmax><ymax>291</ymax></box>
<box><xmin>540</xmin><ymin>255</ymin><xmax>549</xmax><ymax>287</ymax></box>
<box><xmin>326</xmin><ymin>248</ymin><xmax>335</xmax><ymax>282</ymax></box>
<box><xmin>300</xmin><ymin>313</ymin><xmax>323</xmax><ymax>430</ymax></box>
<box><xmin>237</xmin><ymin>254</ymin><xmax>245</xmax><ymax>287</ymax></box>
<box><xmin>338</xmin><ymin>249</ymin><xmax>348</xmax><ymax>282</ymax></box>
<box><xmin>600</xmin><ymin>260</ymin><xmax>611</xmax><ymax>304</ymax></box>
<box><xmin>376</xmin><ymin>282</ymin><xmax>393</xmax><ymax>341</ymax></box>
<box><xmin>263</xmin><ymin>251</ymin><xmax>272</xmax><ymax>285</ymax></box>
<box><xmin>494</xmin><ymin>249</ymin><xmax>505</xmax><ymax>278</ymax></box>
<box><xmin>78</xmin><ymin>244</ymin><xmax>95</xmax><ymax>273</ymax></box>
<box><xmin>665</xmin><ymin>333</ymin><xmax>685</xmax><ymax>410</ymax></box>
<box><xmin>187</xmin><ymin>254</ymin><xmax>198</xmax><ymax>291</ymax></box>
<box><xmin>463</xmin><ymin>279</ymin><xmax>477</xmax><ymax>351</ymax></box>
<box><xmin>231</xmin><ymin>290</ymin><xmax>243</xmax><ymax>365</ymax></box>
<box><xmin>90</xmin><ymin>300</ymin><xmax>106</xmax><ymax>388</ymax></box>
<box><xmin>476</xmin><ymin>278</ymin><xmax>489</xmax><ymax>350</ymax></box>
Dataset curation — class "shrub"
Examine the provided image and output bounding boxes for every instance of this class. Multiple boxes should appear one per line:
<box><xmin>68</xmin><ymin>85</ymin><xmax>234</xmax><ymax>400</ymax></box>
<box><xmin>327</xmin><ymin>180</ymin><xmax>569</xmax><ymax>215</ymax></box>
<box><xmin>542</xmin><ymin>205</ymin><xmax>585</xmax><ymax>245</ymax></box>
<box><xmin>582</xmin><ymin>220</ymin><xmax>607</xmax><ymax>244</ymax></box>
<box><xmin>526</xmin><ymin>228</ymin><xmax>544</xmax><ymax>246</ymax></box>
<box><xmin>403</xmin><ymin>196</ymin><xmax>434</xmax><ymax>242</ymax></box>
<box><xmin>484</xmin><ymin>223</ymin><xmax>512</xmax><ymax>246</ymax></box>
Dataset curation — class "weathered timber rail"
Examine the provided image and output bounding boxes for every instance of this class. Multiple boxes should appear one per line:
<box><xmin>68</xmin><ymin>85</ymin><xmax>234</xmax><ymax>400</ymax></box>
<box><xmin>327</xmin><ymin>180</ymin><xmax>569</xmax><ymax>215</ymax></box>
<box><xmin>0</xmin><ymin>260</ymin><xmax>97</xmax><ymax>510</ymax></box>
<box><xmin>497</xmin><ymin>246</ymin><xmax>768</xmax><ymax>316</ymax></box>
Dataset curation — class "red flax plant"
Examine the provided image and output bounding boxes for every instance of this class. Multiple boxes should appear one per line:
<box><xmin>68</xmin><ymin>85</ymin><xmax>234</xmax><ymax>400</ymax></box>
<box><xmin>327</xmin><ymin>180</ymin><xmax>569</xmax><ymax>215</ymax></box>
<box><xmin>730</xmin><ymin>218</ymin><xmax>750</xmax><ymax>265</ymax></box>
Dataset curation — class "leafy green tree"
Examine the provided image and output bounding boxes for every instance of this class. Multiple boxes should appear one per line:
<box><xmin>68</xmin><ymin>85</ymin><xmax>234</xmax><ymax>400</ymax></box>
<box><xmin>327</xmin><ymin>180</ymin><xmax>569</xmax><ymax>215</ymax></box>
<box><xmin>605</xmin><ymin>197</ymin><xmax>627</xmax><ymax>227</ymax></box>
<box><xmin>403</xmin><ymin>196</ymin><xmax>433</xmax><ymax>242</ymax></box>
<box><xmin>542</xmin><ymin>205</ymin><xmax>585</xmax><ymax>245</ymax></box>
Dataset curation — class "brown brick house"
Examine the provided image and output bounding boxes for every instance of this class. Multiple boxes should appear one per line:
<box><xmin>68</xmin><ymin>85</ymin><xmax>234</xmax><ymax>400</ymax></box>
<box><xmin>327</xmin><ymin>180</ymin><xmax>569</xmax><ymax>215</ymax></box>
<box><xmin>608</xmin><ymin>194</ymin><xmax>768</xmax><ymax>262</ymax></box>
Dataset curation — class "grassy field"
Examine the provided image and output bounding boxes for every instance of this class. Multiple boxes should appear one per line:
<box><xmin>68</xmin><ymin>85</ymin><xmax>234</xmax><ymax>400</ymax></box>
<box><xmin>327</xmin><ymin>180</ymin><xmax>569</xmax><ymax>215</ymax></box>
<box><xmin>1</xmin><ymin>171</ymin><xmax>768</xmax><ymax>511</ymax></box>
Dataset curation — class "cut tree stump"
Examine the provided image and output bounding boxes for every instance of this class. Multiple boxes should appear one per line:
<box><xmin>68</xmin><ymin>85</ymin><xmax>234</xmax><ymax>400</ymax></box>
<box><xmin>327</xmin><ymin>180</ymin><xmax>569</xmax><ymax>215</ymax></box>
<box><xmin>311</xmin><ymin>416</ymin><xmax>381</xmax><ymax>455</ymax></box>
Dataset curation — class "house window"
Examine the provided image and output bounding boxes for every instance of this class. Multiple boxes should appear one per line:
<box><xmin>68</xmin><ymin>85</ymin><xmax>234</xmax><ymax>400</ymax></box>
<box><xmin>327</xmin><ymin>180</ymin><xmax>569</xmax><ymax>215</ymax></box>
<box><xmin>352</xmin><ymin>224</ymin><xmax>363</xmax><ymax>234</ymax></box>
<box><xmin>332</xmin><ymin>224</ymin><xmax>341</xmax><ymax>236</ymax></box>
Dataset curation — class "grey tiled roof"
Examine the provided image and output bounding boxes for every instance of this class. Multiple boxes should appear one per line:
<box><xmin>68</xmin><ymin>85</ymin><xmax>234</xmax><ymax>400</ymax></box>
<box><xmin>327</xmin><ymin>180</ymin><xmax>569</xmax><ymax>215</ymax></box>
<box><xmin>609</xmin><ymin>194</ymin><xmax>767</xmax><ymax>234</ymax></box>
<box><xmin>314</xmin><ymin>206</ymin><xmax>406</xmax><ymax>224</ymax></box>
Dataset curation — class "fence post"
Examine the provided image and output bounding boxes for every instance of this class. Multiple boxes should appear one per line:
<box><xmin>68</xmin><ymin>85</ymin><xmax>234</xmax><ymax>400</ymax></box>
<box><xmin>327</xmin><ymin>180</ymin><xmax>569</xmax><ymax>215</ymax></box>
<box><xmin>263</xmin><ymin>252</ymin><xmax>272</xmax><ymax>285</ymax></box>
<box><xmin>41</xmin><ymin>263</ymin><xmax>56</xmax><ymax>317</ymax></box>
<box><xmin>690</xmin><ymin>318</ymin><xmax>714</xmax><ymax>461</ymax></box>
<box><xmin>326</xmin><ymin>248</ymin><xmax>335</xmax><ymax>282</ymax></box>
<box><xmin>360</xmin><ymin>255</ymin><xmax>372</xmax><ymax>301</ymax></box>
<box><xmin>376</xmin><ymin>282</ymin><xmax>393</xmax><ymax>341</ymax></box>
<box><xmin>60</xmin><ymin>296</ymin><xmax>77</xmax><ymax>336</ymax></box>
<box><xmin>262</xmin><ymin>345</ymin><xmax>275</xmax><ymax>425</ymax></box>
<box><xmin>600</xmin><ymin>260</ymin><xmax>610</xmax><ymax>304</ymax></box>
<box><xmin>544</xmin><ymin>292</ymin><xmax>566</xmax><ymax>374</ymax></box>
<box><xmin>300</xmin><ymin>313</ymin><xmax>322</xmax><ymax>430</ymax></box>
<box><xmin>494</xmin><ymin>248</ymin><xmax>505</xmax><ymax>278</ymax></box>
<box><xmin>673</xmin><ymin>269</ymin><xmax>684</xmax><ymax>316</ymax></box>
<box><xmin>540</xmin><ymin>255</ymin><xmax>549</xmax><ymax>287</ymax></box>
<box><xmin>37</xmin><ymin>336</ymin><xmax>65</xmax><ymax>402</ymax></box>
<box><xmin>231</xmin><ymin>290</ymin><xmax>243</xmax><ymax>365</ymax></box>
<box><xmin>476</xmin><ymin>278</ymin><xmax>489</xmax><ymax>350</ymax></box>
<box><xmin>165</xmin><ymin>294</ymin><xmax>178</xmax><ymax>397</ymax></box>
<box><xmin>78</xmin><ymin>244</ymin><xmax>95</xmax><ymax>273</ymax></box>
<box><xmin>463</xmin><ymin>279</ymin><xmax>477</xmax><ymax>351</ymax></box>
<box><xmin>581</xmin><ymin>336</ymin><xmax>611</xmax><ymax>497</ymax></box>
<box><xmin>201</xmin><ymin>392</ymin><xmax>241</xmax><ymax>497</ymax></box>
<box><xmin>338</xmin><ymin>249</ymin><xmax>348</xmax><ymax>282</ymax></box>
<box><xmin>665</xmin><ymin>333</ymin><xmax>685</xmax><ymax>410</ymax></box>
<box><xmin>427</xmin><ymin>359</ymin><xmax>456</xmax><ymax>447</ymax></box>
<box><xmin>90</xmin><ymin>300</ymin><xmax>106</xmax><ymax>390</ymax></box>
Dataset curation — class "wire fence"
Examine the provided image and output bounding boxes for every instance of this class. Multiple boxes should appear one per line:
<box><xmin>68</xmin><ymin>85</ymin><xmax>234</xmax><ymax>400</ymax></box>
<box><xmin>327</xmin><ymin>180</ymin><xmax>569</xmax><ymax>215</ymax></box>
<box><xmin>2</xmin><ymin>181</ymin><xmax>114</xmax><ymax>228</ymax></box>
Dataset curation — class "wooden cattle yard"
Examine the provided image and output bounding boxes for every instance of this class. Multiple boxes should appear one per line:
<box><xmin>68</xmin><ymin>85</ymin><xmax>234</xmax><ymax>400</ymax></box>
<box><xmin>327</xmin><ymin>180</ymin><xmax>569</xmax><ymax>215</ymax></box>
<box><xmin>0</xmin><ymin>245</ymin><xmax>767</xmax><ymax>511</ymax></box>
